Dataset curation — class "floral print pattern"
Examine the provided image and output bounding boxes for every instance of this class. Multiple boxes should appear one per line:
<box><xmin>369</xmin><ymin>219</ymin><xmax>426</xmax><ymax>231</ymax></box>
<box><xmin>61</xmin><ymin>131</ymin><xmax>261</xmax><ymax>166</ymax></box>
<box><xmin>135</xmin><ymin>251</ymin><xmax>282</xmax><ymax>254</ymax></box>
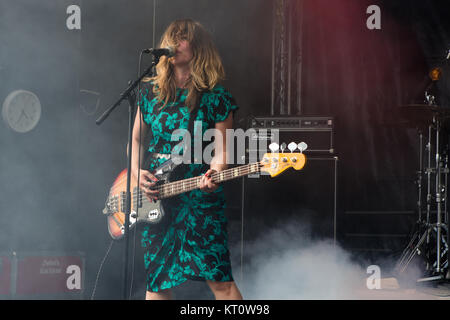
<box><xmin>139</xmin><ymin>83</ymin><xmax>239</xmax><ymax>292</ymax></box>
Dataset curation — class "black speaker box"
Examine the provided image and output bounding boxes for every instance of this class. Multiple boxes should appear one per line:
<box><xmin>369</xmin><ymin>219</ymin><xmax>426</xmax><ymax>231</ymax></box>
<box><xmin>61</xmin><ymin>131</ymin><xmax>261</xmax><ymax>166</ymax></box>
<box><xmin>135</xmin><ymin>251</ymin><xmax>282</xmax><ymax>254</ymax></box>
<box><xmin>240</xmin><ymin>156</ymin><xmax>338</xmax><ymax>243</ymax></box>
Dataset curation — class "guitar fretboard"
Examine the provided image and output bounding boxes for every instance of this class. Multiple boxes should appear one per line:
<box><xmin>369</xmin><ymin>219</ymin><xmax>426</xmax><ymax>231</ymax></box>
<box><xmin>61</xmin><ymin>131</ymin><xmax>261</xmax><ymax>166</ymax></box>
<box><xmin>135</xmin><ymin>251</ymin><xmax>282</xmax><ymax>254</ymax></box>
<box><xmin>136</xmin><ymin>161</ymin><xmax>262</xmax><ymax>200</ymax></box>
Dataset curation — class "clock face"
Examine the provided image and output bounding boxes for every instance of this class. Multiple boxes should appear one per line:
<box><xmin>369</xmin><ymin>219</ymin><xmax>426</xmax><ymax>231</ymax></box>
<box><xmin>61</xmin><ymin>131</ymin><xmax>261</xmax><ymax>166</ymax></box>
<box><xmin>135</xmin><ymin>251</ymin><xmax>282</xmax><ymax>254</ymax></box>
<box><xmin>2</xmin><ymin>90</ymin><xmax>41</xmax><ymax>133</ymax></box>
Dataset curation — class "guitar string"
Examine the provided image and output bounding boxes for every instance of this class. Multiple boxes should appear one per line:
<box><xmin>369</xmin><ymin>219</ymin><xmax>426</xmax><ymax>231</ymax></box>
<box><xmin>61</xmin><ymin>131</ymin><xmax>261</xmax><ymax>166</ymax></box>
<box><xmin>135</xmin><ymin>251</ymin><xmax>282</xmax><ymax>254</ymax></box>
<box><xmin>108</xmin><ymin>153</ymin><xmax>297</xmax><ymax>189</ymax></box>
<box><xmin>134</xmin><ymin>161</ymin><xmax>264</xmax><ymax>207</ymax></box>
<box><xmin>106</xmin><ymin>155</ymin><xmax>304</xmax><ymax>212</ymax></box>
<box><xmin>110</xmin><ymin>159</ymin><xmax>259</xmax><ymax>188</ymax></box>
<box><xmin>108</xmin><ymin>155</ymin><xmax>303</xmax><ymax>211</ymax></box>
<box><xmin>158</xmin><ymin>162</ymin><xmax>258</xmax><ymax>191</ymax></box>
<box><xmin>110</xmin><ymin>161</ymin><xmax>263</xmax><ymax>197</ymax></box>
<box><xmin>156</xmin><ymin>162</ymin><xmax>261</xmax><ymax>197</ymax></box>
<box><xmin>108</xmin><ymin>161</ymin><xmax>264</xmax><ymax>211</ymax></box>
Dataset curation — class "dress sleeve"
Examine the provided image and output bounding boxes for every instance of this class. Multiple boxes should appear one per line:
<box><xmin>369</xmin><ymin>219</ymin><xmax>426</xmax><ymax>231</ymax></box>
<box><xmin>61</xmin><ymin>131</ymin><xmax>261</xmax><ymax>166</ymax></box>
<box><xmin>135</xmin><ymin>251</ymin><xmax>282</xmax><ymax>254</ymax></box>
<box><xmin>138</xmin><ymin>80</ymin><xmax>155</xmax><ymax>119</ymax></box>
<box><xmin>211</xmin><ymin>88</ymin><xmax>239</xmax><ymax>123</ymax></box>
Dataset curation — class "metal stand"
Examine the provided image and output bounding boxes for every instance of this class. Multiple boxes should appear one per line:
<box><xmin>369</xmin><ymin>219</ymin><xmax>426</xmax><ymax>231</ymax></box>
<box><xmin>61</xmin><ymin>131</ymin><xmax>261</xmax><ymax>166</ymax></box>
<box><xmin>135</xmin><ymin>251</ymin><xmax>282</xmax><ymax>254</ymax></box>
<box><xmin>96</xmin><ymin>58</ymin><xmax>158</xmax><ymax>300</ymax></box>
<box><xmin>395</xmin><ymin>115</ymin><xmax>449</xmax><ymax>282</ymax></box>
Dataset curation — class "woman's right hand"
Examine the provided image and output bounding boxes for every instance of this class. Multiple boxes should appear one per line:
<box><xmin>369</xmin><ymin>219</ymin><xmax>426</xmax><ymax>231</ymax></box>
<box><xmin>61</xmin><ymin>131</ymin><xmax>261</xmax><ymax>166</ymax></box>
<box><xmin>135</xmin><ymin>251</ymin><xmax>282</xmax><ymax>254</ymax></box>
<box><xmin>137</xmin><ymin>170</ymin><xmax>159</xmax><ymax>202</ymax></box>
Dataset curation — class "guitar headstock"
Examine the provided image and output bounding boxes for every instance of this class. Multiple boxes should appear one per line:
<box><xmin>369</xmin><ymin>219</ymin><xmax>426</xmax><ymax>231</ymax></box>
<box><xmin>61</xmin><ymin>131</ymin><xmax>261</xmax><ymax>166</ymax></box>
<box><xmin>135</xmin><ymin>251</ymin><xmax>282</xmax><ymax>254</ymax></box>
<box><xmin>259</xmin><ymin>142</ymin><xmax>307</xmax><ymax>177</ymax></box>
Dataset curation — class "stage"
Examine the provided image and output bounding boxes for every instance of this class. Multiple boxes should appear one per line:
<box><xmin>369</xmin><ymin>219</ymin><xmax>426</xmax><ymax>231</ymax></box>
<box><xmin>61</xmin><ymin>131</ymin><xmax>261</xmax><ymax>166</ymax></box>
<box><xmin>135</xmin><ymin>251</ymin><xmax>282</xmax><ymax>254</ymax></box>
<box><xmin>1</xmin><ymin>0</ymin><xmax>450</xmax><ymax>302</ymax></box>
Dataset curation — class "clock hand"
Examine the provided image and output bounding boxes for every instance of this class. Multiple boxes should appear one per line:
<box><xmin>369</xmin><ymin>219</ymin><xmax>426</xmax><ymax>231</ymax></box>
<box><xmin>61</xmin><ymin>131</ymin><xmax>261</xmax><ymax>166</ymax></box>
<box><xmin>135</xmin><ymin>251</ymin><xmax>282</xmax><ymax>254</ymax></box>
<box><xmin>22</xmin><ymin>109</ymin><xmax>31</xmax><ymax>119</ymax></box>
<box><xmin>15</xmin><ymin>109</ymin><xmax>29</xmax><ymax>124</ymax></box>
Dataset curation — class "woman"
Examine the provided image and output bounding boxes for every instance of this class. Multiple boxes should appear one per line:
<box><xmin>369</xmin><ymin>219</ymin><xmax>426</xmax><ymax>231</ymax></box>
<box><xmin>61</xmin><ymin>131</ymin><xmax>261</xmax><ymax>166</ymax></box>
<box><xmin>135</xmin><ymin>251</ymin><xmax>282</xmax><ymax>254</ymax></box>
<box><xmin>131</xmin><ymin>19</ymin><xmax>243</xmax><ymax>300</ymax></box>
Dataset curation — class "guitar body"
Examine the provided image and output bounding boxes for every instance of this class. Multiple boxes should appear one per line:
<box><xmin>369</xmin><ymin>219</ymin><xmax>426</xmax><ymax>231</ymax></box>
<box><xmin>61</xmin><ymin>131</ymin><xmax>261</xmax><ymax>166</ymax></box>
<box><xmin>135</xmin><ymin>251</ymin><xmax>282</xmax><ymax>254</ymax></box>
<box><xmin>104</xmin><ymin>159</ymin><xmax>180</xmax><ymax>240</ymax></box>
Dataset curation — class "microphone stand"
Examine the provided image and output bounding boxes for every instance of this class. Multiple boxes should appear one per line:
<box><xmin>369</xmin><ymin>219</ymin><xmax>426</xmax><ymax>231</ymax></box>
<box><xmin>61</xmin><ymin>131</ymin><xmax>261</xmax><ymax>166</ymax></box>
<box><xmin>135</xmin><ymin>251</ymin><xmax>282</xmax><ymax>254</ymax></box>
<box><xmin>96</xmin><ymin>56</ymin><xmax>159</xmax><ymax>300</ymax></box>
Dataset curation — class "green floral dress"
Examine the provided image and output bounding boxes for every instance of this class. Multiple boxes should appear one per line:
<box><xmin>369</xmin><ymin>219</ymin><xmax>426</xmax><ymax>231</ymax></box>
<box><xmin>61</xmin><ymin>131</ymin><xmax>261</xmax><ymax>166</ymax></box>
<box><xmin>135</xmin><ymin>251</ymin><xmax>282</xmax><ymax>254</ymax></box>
<box><xmin>138</xmin><ymin>82</ymin><xmax>239</xmax><ymax>292</ymax></box>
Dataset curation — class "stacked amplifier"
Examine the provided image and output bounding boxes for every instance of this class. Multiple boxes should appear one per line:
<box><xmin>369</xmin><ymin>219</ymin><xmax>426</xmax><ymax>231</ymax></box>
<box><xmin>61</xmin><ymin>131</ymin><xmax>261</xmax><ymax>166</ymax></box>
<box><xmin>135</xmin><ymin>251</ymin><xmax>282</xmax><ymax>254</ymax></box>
<box><xmin>238</xmin><ymin>115</ymin><xmax>338</xmax><ymax>246</ymax></box>
<box><xmin>226</xmin><ymin>116</ymin><xmax>339</xmax><ymax>279</ymax></box>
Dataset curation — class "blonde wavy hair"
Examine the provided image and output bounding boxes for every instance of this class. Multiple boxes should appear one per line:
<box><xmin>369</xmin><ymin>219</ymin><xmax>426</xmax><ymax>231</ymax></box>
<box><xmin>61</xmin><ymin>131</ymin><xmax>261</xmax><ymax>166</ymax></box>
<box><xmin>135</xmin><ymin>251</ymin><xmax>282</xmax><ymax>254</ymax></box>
<box><xmin>150</xmin><ymin>19</ymin><xmax>225</xmax><ymax>111</ymax></box>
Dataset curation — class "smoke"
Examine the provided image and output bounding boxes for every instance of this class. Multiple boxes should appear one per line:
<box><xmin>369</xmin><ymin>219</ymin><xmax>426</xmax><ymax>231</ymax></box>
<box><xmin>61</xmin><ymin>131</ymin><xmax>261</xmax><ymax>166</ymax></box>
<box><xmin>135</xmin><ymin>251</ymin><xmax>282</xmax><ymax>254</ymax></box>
<box><xmin>243</xmin><ymin>246</ymin><xmax>365</xmax><ymax>299</ymax></box>
<box><xmin>228</xmin><ymin>217</ymin><xmax>435</xmax><ymax>300</ymax></box>
<box><xmin>123</xmin><ymin>216</ymin><xmax>436</xmax><ymax>300</ymax></box>
<box><xmin>0</xmin><ymin>0</ymin><xmax>87</xmax><ymax>252</ymax></box>
<box><xmin>0</xmin><ymin>1</ymin><xmax>129</xmax><ymax>300</ymax></box>
<box><xmin>231</xmin><ymin>219</ymin><xmax>365</xmax><ymax>299</ymax></box>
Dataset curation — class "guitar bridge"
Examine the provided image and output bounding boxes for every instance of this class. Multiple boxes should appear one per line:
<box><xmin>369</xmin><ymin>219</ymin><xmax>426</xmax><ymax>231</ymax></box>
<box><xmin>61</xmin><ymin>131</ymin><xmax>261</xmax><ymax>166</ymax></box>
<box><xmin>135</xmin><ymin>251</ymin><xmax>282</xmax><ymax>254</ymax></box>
<box><xmin>103</xmin><ymin>195</ymin><xmax>119</xmax><ymax>215</ymax></box>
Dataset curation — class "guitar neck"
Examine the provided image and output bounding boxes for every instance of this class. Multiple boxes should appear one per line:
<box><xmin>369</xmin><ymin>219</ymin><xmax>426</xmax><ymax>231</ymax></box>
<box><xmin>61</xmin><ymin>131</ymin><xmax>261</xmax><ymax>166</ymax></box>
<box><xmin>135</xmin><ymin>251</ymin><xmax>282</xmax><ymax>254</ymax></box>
<box><xmin>157</xmin><ymin>161</ymin><xmax>262</xmax><ymax>199</ymax></box>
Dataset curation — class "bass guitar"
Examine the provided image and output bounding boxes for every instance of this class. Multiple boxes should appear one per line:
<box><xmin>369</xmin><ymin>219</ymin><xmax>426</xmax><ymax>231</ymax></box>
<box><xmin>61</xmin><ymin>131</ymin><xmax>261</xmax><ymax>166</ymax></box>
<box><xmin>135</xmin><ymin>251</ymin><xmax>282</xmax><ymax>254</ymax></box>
<box><xmin>103</xmin><ymin>148</ymin><xmax>306</xmax><ymax>240</ymax></box>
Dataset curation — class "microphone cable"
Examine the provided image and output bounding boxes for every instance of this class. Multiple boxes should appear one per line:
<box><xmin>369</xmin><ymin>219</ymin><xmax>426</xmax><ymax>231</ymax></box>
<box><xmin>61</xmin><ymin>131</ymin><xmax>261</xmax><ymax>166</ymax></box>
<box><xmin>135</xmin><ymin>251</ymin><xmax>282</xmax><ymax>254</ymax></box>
<box><xmin>90</xmin><ymin>239</ymin><xmax>115</xmax><ymax>300</ymax></box>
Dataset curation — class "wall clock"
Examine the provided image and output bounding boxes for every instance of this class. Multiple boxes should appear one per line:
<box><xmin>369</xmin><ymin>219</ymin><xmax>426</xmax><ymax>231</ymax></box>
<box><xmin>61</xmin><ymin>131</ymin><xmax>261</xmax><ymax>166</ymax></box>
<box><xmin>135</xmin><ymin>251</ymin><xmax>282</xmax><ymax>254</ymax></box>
<box><xmin>2</xmin><ymin>90</ymin><xmax>41</xmax><ymax>133</ymax></box>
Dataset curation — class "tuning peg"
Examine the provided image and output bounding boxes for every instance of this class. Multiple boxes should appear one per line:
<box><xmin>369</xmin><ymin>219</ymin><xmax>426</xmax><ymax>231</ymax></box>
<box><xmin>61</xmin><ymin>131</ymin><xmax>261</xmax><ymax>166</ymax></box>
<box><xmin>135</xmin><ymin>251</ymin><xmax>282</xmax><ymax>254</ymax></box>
<box><xmin>298</xmin><ymin>142</ymin><xmax>308</xmax><ymax>153</ymax></box>
<box><xmin>280</xmin><ymin>143</ymin><xmax>287</xmax><ymax>153</ymax></box>
<box><xmin>288</xmin><ymin>142</ymin><xmax>297</xmax><ymax>152</ymax></box>
<box><xmin>269</xmin><ymin>142</ymin><xmax>279</xmax><ymax>153</ymax></box>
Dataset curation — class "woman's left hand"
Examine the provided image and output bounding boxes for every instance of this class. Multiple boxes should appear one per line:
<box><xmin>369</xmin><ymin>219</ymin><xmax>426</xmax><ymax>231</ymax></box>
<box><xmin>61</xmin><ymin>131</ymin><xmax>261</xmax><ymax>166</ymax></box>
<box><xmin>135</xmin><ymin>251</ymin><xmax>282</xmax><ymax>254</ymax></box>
<box><xmin>199</xmin><ymin>169</ymin><xmax>219</xmax><ymax>193</ymax></box>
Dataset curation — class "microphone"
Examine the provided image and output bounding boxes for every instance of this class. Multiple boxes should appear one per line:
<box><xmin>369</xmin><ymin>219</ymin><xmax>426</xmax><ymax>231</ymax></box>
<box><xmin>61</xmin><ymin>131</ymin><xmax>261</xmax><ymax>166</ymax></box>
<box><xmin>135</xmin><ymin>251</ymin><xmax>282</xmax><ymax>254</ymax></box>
<box><xmin>143</xmin><ymin>47</ymin><xmax>175</xmax><ymax>58</ymax></box>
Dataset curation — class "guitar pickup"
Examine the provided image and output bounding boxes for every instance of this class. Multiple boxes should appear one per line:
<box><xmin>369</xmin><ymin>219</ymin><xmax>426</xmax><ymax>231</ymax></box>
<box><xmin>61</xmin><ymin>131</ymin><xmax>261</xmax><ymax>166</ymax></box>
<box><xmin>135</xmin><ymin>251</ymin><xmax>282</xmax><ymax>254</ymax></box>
<box><xmin>120</xmin><ymin>192</ymin><xmax>126</xmax><ymax>212</ymax></box>
<box><xmin>133</xmin><ymin>187</ymin><xmax>142</xmax><ymax>208</ymax></box>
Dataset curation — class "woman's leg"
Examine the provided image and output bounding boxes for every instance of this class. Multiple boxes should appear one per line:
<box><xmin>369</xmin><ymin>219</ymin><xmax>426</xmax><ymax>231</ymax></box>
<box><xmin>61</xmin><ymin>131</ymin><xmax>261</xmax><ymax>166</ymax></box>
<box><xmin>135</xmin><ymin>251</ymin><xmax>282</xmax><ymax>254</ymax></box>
<box><xmin>145</xmin><ymin>289</ymin><xmax>173</xmax><ymax>300</ymax></box>
<box><xmin>206</xmin><ymin>280</ymin><xmax>243</xmax><ymax>300</ymax></box>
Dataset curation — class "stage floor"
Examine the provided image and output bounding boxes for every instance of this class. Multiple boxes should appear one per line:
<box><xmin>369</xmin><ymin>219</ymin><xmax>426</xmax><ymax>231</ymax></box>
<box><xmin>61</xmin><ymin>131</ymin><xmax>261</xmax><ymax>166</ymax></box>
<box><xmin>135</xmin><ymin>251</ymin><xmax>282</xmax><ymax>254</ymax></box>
<box><xmin>355</xmin><ymin>280</ymin><xmax>450</xmax><ymax>300</ymax></box>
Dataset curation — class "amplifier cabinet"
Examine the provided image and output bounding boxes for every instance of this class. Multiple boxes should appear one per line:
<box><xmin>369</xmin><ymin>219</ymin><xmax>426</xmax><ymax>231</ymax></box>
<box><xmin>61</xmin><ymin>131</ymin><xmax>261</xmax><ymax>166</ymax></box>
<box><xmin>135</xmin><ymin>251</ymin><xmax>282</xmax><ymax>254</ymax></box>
<box><xmin>245</xmin><ymin>116</ymin><xmax>335</xmax><ymax>156</ymax></box>
<box><xmin>241</xmin><ymin>156</ymin><xmax>338</xmax><ymax>243</ymax></box>
<box><xmin>223</xmin><ymin>156</ymin><xmax>339</xmax><ymax>282</ymax></box>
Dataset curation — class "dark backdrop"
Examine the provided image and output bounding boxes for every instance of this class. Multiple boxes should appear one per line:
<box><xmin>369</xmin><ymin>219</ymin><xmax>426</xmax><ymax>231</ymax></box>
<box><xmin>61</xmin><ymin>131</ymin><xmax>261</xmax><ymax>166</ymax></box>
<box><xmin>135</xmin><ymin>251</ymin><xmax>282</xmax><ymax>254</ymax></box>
<box><xmin>1</xmin><ymin>0</ymin><xmax>449</xmax><ymax>299</ymax></box>
<box><xmin>297</xmin><ymin>0</ymin><xmax>450</xmax><ymax>260</ymax></box>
